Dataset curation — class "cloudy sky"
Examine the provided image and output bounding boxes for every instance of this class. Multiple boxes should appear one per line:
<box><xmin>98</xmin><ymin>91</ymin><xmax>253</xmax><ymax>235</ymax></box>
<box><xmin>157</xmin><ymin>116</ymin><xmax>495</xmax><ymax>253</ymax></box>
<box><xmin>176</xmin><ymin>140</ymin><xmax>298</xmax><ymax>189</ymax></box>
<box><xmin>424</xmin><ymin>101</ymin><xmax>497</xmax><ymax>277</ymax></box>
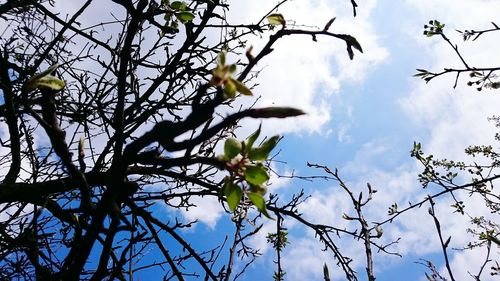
<box><xmin>2</xmin><ymin>0</ymin><xmax>499</xmax><ymax>280</ymax></box>
<box><xmin>54</xmin><ymin>0</ymin><xmax>500</xmax><ymax>280</ymax></box>
<box><xmin>194</xmin><ymin>0</ymin><xmax>500</xmax><ymax>280</ymax></box>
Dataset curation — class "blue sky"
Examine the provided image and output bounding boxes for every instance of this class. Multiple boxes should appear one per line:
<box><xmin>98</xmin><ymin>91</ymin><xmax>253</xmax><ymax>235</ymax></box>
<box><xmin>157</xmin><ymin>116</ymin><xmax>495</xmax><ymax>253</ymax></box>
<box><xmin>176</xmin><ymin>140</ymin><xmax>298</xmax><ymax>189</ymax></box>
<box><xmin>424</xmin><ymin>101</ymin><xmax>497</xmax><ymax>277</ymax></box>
<box><xmin>1</xmin><ymin>0</ymin><xmax>499</xmax><ymax>280</ymax></box>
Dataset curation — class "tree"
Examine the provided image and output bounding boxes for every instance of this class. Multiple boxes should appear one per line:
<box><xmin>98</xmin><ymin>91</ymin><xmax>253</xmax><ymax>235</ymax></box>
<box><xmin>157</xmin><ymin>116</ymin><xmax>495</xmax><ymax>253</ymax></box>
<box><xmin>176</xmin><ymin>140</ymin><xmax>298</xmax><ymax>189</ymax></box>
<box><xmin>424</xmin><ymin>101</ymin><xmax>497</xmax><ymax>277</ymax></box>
<box><xmin>409</xmin><ymin>19</ymin><xmax>500</xmax><ymax>280</ymax></box>
<box><xmin>0</xmin><ymin>1</ymin><xmax>371</xmax><ymax>280</ymax></box>
<box><xmin>2</xmin><ymin>1</ymin><xmax>497</xmax><ymax>281</ymax></box>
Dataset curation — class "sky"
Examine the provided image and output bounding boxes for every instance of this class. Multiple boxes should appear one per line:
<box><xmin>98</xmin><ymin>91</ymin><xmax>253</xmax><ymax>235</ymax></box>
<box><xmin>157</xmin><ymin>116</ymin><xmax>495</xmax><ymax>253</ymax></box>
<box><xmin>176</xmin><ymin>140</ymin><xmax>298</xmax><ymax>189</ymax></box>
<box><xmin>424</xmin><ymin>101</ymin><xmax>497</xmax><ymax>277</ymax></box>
<box><xmin>1</xmin><ymin>0</ymin><xmax>500</xmax><ymax>280</ymax></box>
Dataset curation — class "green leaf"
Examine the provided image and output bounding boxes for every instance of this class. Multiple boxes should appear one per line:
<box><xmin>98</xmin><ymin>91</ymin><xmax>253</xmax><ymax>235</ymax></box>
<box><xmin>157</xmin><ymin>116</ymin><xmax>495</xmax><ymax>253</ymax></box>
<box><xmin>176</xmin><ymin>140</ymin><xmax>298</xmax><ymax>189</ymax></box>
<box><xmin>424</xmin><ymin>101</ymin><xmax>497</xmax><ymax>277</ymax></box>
<box><xmin>223</xmin><ymin>79</ymin><xmax>237</xmax><ymax>99</ymax></box>
<box><xmin>171</xmin><ymin>20</ymin><xmax>179</xmax><ymax>30</ymax></box>
<box><xmin>230</xmin><ymin>78</ymin><xmax>253</xmax><ymax>96</ymax></box>
<box><xmin>36</xmin><ymin>75</ymin><xmax>65</xmax><ymax>90</ymax></box>
<box><xmin>170</xmin><ymin>1</ymin><xmax>187</xmax><ymax>10</ymax></box>
<box><xmin>164</xmin><ymin>13</ymin><xmax>172</xmax><ymax>22</ymax></box>
<box><xmin>414</xmin><ymin>142</ymin><xmax>421</xmax><ymax>150</ymax></box>
<box><xmin>250</xmin><ymin>184</ymin><xmax>267</xmax><ymax>195</ymax></box>
<box><xmin>224</xmin><ymin>181</ymin><xmax>242</xmax><ymax>212</ymax></box>
<box><xmin>224</xmin><ymin>138</ymin><xmax>242</xmax><ymax>159</ymax></box>
<box><xmin>228</xmin><ymin>64</ymin><xmax>237</xmax><ymax>74</ymax></box>
<box><xmin>425</xmin><ymin>31</ymin><xmax>437</xmax><ymax>37</ymax></box>
<box><xmin>245</xmin><ymin>125</ymin><xmax>261</xmax><ymax>153</ymax></box>
<box><xmin>217</xmin><ymin>51</ymin><xmax>226</xmax><ymax>66</ymax></box>
<box><xmin>175</xmin><ymin>11</ymin><xmax>195</xmax><ymax>23</ymax></box>
<box><xmin>267</xmin><ymin>13</ymin><xmax>286</xmax><ymax>27</ymax></box>
<box><xmin>248</xmin><ymin>135</ymin><xmax>279</xmax><ymax>161</ymax></box>
<box><xmin>26</xmin><ymin>74</ymin><xmax>65</xmax><ymax>92</ymax></box>
<box><xmin>25</xmin><ymin>64</ymin><xmax>65</xmax><ymax>92</ymax></box>
<box><xmin>244</xmin><ymin>165</ymin><xmax>269</xmax><ymax>186</ymax></box>
<box><xmin>247</xmin><ymin>192</ymin><xmax>272</xmax><ymax>219</ymax></box>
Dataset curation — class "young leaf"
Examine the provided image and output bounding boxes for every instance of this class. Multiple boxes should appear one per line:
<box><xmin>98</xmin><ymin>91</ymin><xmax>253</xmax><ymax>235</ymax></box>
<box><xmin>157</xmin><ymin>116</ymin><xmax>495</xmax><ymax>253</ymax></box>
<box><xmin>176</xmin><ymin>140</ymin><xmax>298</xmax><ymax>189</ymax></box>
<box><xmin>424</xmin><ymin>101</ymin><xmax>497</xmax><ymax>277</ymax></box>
<box><xmin>323</xmin><ymin>263</ymin><xmax>330</xmax><ymax>281</ymax></box>
<box><xmin>228</xmin><ymin>64</ymin><xmax>237</xmax><ymax>74</ymax></box>
<box><xmin>25</xmin><ymin>64</ymin><xmax>65</xmax><ymax>92</ymax></box>
<box><xmin>487</xmin><ymin>233</ymin><xmax>500</xmax><ymax>246</ymax></box>
<box><xmin>246</xmin><ymin>45</ymin><xmax>254</xmax><ymax>61</ymax></box>
<box><xmin>443</xmin><ymin>236</ymin><xmax>451</xmax><ymax>248</ymax></box>
<box><xmin>250</xmin><ymin>184</ymin><xmax>267</xmax><ymax>196</ymax></box>
<box><xmin>345</xmin><ymin>35</ymin><xmax>363</xmax><ymax>53</ymax></box>
<box><xmin>224</xmin><ymin>181</ymin><xmax>242</xmax><ymax>212</ymax></box>
<box><xmin>224</xmin><ymin>138</ymin><xmax>242</xmax><ymax>159</ymax></box>
<box><xmin>223</xmin><ymin>78</ymin><xmax>237</xmax><ymax>99</ymax></box>
<box><xmin>346</xmin><ymin>44</ymin><xmax>354</xmax><ymax>60</ymax></box>
<box><xmin>413</xmin><ymin>69</ymin><xmax>429</xmax><ymax>77</ymax></box>
<box><xmin>323</xmin><ymin>17</ymin><xmax>336</xmax><ymax>31</ymax></box>
<box><xmin>175</xmin><ymin>11</ymin><xmax>195</xmax><ymax>23</ymax></box>
<box><xmin>210</xmin><ymin>65</ymin><xmax>228</xmax><ymax>86</ymax></box>
<box><xmin>26</xmin><ymin>75</ymin><xmax>66</xmax><ymax>92</ymax></box>
<box><xmin>217</xmin><ymin>50</ymin><xmax>226</xmax><ymax>66</ymax></box>
<box><xmin>247</xmin><ymin>192</ymin><xmax>272</xmax><ymax>219</ymax></box>
<box><xmin>248</xmin><ymin>135</ymin><xmax>279</xmax><ymax>161</ymax></box>
<box><xmin>267</xmin><ymin>13</ymin><xmax>286</xmax><ymax>27</ymax></box>
<box><xmin>245</xmin><ymin>125</ymin><xmax>261</xmax><ymax>153</ymax></box>
<box><xmin>344</xmin><ymin>35</ymin><xmax>363</xmax><ymax>60</ymax></box>
<box><xmin>244</xmin><ymin>165</ymin><xmax>269</xmax><ymax>186</ymax></box>
<box><xmin>230</xmin><ymin>78</ymin><xmax>252</xmax><ymax>96</ymax></box>
<box><xmin>170</xmin><ymin>1</ymin><xmax>186</xmax><ymax>10</ymax></box>
<box><xmin>78</xmin><ymin>137</ymin><xmax>85</xmax><ymax>155</ymax></box>
<box><xmin>375</xmin><ymin>225</ymin><xmax>383</xmax><ymax>238</ymax></box>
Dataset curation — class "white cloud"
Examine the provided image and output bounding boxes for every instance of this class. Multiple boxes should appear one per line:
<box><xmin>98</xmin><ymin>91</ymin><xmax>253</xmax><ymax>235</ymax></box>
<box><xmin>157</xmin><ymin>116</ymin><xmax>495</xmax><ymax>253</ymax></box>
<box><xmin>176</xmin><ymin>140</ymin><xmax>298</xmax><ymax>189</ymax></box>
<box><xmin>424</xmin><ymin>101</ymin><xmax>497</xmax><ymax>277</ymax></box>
<box><xmin>178</xmin><ymin>195</ymin><xmax>224</xmax><ymax>229</ymax></box>
<box><xmin>281</xmin><ymin>238</ymin><xmax>330</xmax><ymax>280</ymax></box>
<box><xmin>446</xmin><ymin>246</ymin><xmax>500</xmax><ymax>281</ymax></box>
<box><xmin>337</xmin><ymin>123</ymin><xmax>352</xmax><ymax>143</ymax></box>
<box><xmin>226</xmin><ymin>0</ymin><xmax>387</xmax><ymax>136</ymax></box>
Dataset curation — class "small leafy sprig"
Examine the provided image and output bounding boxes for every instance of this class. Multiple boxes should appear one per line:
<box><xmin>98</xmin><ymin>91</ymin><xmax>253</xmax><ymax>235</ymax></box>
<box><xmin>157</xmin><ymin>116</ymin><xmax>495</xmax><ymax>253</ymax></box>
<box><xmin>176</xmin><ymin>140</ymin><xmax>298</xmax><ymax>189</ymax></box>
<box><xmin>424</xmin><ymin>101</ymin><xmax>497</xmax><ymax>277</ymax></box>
<box><xmin>161</xmin><ymin>0</ymin><xmax>196</xmax><ymax>34</ymax></box>
<box><xmin>416</xmin><ymin>19</ymin><xmax>500</xmax><ymax>90</ymax></box>
<box><xmin>267</xmin><ymin>13</ymin><xmax>286</xmax><ymax>28</ymax></box>
<box><xmin>218</xmin><ymin>125</ymin><xmax>279</xmax><ymax>218</ymax></box>
<box><xmin>423</xmin><ymin>19</ymin><xmax>445</xmax><ymax>37</ymax></box>
<box><xmin>266</xmin><ymin>230</ymin><xmax>289</xmax><ymax>251</ymax></box>
<box><xmin>413</xmin><ymin>68</ymin><xmax>437</xmax><ymax>83</ymax></box>
<box><xmin>457</xmin><ymin>22</ymin><xmax>499</xmax><ymax>41</ymax></box>
<box><xmin>210</xmin><ymin>51</ymin><xmax>253</xmax><ymax>99</ymax></box>
<box><xmin>24</xmin><ymin>64</ymin><xmax>65</xmax><ymax>93</ymax></box>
